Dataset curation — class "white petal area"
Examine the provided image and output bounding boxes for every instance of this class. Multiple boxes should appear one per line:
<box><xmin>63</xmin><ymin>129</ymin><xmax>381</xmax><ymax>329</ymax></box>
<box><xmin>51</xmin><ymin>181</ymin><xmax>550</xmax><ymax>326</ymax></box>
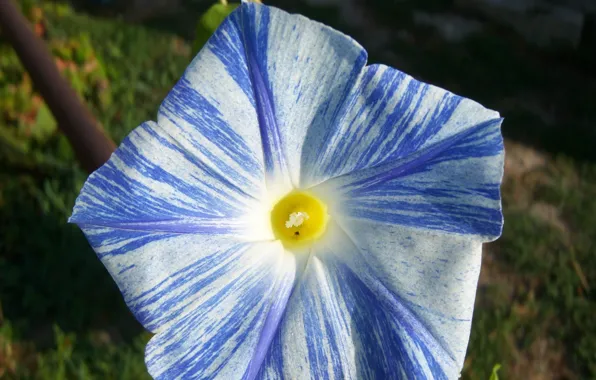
<box><xmin>239</xmin><ymin>3</ymin><xmax>368</xmax><ymax>189</ymax></box>
<box><xmin>303</xmin><ymin>64</ymin><xmax>500</xmax><ymax>187</ymax></box>
<box><xmin>257</xmin><ymin>223</ymin><xmax>457</xmax><ymax>380</ymax></box>
<box><xmin>335</xmin><ymin>218</ymin><xmax>483</xmax><ymax>374</ymax></box>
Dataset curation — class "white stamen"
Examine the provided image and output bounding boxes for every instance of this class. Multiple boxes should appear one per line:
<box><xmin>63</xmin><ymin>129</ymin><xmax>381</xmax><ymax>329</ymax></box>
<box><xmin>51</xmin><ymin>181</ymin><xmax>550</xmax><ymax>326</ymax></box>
<box><xmin>285</xmin><ymin>212</ymin><xmax>309</xmax><ymax>228</ymax></box>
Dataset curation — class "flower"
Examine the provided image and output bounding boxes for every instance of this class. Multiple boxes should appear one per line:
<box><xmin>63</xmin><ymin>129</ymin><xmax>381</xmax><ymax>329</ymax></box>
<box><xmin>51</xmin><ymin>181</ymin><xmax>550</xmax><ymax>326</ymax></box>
<box><xmin>69</xmin><ymin>2</ymin><xmax>504</xmax><ymax>379</ymax></box>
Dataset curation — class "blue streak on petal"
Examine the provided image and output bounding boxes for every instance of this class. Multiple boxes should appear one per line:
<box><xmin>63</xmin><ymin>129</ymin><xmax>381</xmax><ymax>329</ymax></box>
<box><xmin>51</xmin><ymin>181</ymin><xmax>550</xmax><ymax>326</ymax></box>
<box><xmin>331</xmin><ymin>218</ymin><xmax>485</xmax><ymax>375</ymax></box>
<box><xmin>257</xmin><ymin>242</ymin><xmax>456</xmax><ymax>379</ymax></box>
<box><xmin>118</xmin><ymin>264</ymin><xmax>135</xmax><ymax>275</ymax></box>
<box><xmin>79</xmin><ymin>219</ymin><xmax>241</xmax><ymax>235</ymax></box>
<box><xmin>150</xmin><ymin>279</ymin><xmax>266</xmax><ymax>379</ymax></box>
<box><xmin>116</xmin><ymin>139</ymin><xmax>234</xmax><ymax>213</ymax></box>
<box><xmin>143</xmin><ymin>117</ymin><xmax>255</xmax><ymax>202</ymax></box>
<box><xmin>319</xmin><ymin>223</ymin><xmax>456</xmax><ymax>378</ymax></box>
<box><xmin>243</xmin><ymin>264</ymin><xmax>294</xmax><ymax>380</ymax></box>
<box><xmin>72</xmin><ymin>157</ymin><xmax>230</xmax><ymax>222</ymax></box>
<box><xmin>301</xmin><ymin>280</ymin><xmax>347</xmax><ymax>380</ymax></box>
<box><xmin>255</xmin><ymin>328</ymin><xmax>284</xmax><ymax>379</ymax></box>
<box><xmin>70</xmin><ymin>124</ymin><xmax>245</xmax><ymax>229</ymax></box>
<box><xmin>332</xmin><ymin>260</ymin><xmax>449</xmax><ymax>380</ymax></box>
<box><xmin>145</xmin><ymin>242</ymin><xmax>285</xmax><ymax>379</ymax></box>
<box><xmin>305</xmin><ymin>62</ymin><xmax>502</xmax><ymax>196</ymax></box>
<box><xmin>341</xmin><ymin>119</ymin><xmax>501</xmax><ymax>192</ymax></box>
<box><xmin>300</xmin><ymin>52</ymin><xmax>369</xmax><ymax>183</ymax></box>
<box><xmin>240</xmin><ymin>4</ymin><xmax>289</xmax><ymax>182</ymax></box>
<box><xmin>318</xmin><ymin>66</ymin><xmax>462</xmax><ymax>180</ymax></box>
<box><xmin>83</xmin><ymin>228</ymin><xmax>177</xmax><ymax>258</ymax></box>
<box><xmin>130</xmin><ymin>244</ymin><xmax>249</xmax><ymax>329</ymax></box>
<box><xmin>346</xmin><ymin>201</ymin><xmax>501</xmax><ymax>235</ymax></box>
<box><xmin>317</xmin><ymin>118</ymin><xmax>503</xmax><ymax>237</ymax></box>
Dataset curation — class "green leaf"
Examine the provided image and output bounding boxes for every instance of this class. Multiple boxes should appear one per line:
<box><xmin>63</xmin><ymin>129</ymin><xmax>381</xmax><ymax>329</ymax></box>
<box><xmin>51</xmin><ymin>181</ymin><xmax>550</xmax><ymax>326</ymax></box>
<box><xmin>193</xmin><ymin>2</ymin><xmax>239</xmax><ymax>55</ymax></box>
<box><xmin>489</xmin><ymin>364</ymin><xmax>502</xmax><ymax>380</ymax></box>
<box><xmin>33</xmin><ymin>103</ymin><xmax>57</xmax><ymax>142</ymax></box>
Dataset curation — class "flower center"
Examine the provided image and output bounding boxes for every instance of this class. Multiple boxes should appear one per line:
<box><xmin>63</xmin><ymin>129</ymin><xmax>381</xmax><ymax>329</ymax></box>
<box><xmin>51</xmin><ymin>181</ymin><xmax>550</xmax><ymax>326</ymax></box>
<box><xmin>270</xmin><ymin>191</ymin><xmax>329</xmax><ymax>248</ymax></box>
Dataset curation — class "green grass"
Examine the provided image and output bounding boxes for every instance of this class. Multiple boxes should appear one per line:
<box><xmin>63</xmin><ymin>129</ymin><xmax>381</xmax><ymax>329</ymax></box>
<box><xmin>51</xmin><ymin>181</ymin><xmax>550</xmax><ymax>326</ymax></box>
<box><xmin>1</xmin><ymin>1</ymin><xmax>595</xmax><ymax>378</ymax></box>
<box><xmin>464</xmin><ymin>157</ymin><xmax>596</xmax><ymax>378</ymax></box>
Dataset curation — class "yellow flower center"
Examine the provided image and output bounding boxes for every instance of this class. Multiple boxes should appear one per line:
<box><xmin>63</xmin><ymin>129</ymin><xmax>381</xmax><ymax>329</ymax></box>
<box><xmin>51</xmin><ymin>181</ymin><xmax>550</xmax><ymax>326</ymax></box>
<box><xmin>270</xmin><ymin>191</ymin><xmax>329</xmax><ymax>248</ymax></box>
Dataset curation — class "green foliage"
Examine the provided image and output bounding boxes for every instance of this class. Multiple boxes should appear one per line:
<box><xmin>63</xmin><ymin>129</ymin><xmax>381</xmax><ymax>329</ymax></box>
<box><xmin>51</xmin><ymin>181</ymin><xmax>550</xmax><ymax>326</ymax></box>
<box><xmin>193</xmin><ymin>2</ymin><xmax>239</xmax><ymax>54</ymax></box>
<box><xmin>463</xmin><ymin>157</ymin><xmax>596</xmax><ymax>378</ymax></box>
<box><xmin>489</xmin><ymin>364</ymin><xmax>501</xmax><ymax>380</ymax></box>
<box><xmin>33</xmin><ymin>326</ymin><xmax>151</xmax><ymax>380</ymax></box>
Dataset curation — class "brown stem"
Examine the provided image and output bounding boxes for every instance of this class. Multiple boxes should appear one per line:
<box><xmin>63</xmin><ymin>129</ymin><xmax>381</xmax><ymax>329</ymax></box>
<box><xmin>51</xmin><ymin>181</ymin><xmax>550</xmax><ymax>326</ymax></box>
<box><xmin>0</xmin><ymin>0</ymin><xmax>116</xmax><ymax>173</ymax></box>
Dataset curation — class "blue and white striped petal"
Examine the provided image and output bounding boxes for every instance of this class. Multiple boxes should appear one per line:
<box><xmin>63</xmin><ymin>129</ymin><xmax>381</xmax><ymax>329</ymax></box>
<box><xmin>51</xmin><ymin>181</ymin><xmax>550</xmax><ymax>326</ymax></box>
<box><xmin>70</xmin><ymin>121</ymin><xmax>264</xmax><ymax>230</ymax></box>
<box><xmin>237</xmin><ymin>3</ymin><xmax>367</xmax><ymax>189</ymax></box>
<box><xmin>158</xmin><ymin>1</ymin><xmax>368</xmax><ymax>191</ymax></box>
<box><xmin>303</xmin><ymin>64</ymin><xmax>502</xmax><ymax>188</ymax></box>
<box><xmin>78</xmin><ymin>224</ymin><xmax>296</xmax><ymax>379</ymax></box>
<box><xmin>331</xmin><ymin>220</ymin><xmax>485</xmax><ymax>376</ymax></box>
<box><xmin>258</xmin><ymin>222</ymin><xmax>457</xmax><ymax>379</ymax></box>
<box><xmin>157</xmin><ymin>15</ymin><xmax>267</xmax><ymax>195</ymax></box>
<box><xmin>69</xmin><ymin>114</ymin><xmax>284</xmax><ymax>335</ymax></box>
<box><xmin>313</xmin><ymin>106</ymin><xmax>504</xmax><ymax>239</ymax></box>
<box><xmin>145</xmin><ymin>241</ymin><xmax>296</xmax><ymax>379</ymax></box>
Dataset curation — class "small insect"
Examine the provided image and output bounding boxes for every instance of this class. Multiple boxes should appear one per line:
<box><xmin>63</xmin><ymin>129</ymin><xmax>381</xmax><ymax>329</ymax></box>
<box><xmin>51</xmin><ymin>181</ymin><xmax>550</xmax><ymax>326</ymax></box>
<box><xmin>294</xmin><ymin>231</ymin><xmax>300</xmax><ymax>236</ymax></box>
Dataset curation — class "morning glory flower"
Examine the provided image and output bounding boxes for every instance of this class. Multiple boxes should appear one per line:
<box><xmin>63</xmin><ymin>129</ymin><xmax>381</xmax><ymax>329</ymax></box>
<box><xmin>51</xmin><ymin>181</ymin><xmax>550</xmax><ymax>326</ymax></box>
<box><xmin>70</xmin><ymin>2</ymin><xmax>504</xmax><ymax>379</ymax></box>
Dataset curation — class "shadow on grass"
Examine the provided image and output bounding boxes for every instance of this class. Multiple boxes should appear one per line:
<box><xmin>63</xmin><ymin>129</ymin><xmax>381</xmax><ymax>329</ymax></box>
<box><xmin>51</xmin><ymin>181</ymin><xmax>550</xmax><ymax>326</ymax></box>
<box><xmin>0</xmin><ymin>171</ymin><xmax>143</xmax><ymax>349</ymax></box>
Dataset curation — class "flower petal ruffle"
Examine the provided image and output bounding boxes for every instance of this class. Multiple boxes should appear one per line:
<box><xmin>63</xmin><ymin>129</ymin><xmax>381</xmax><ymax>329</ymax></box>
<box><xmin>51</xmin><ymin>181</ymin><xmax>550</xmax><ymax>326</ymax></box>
<box><xmin>303</xmin><ymin>64</ymin><xmax>502</xmax><ymax>190</ymax></box>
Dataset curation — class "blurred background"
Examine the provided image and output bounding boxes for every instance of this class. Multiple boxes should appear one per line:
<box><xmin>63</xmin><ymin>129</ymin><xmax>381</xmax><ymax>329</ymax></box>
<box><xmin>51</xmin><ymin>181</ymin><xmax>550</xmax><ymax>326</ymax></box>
<box><xmin>0</xmin><ymin>0</ymin><xmax>594</xmax><ymax>378</ymax></box>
